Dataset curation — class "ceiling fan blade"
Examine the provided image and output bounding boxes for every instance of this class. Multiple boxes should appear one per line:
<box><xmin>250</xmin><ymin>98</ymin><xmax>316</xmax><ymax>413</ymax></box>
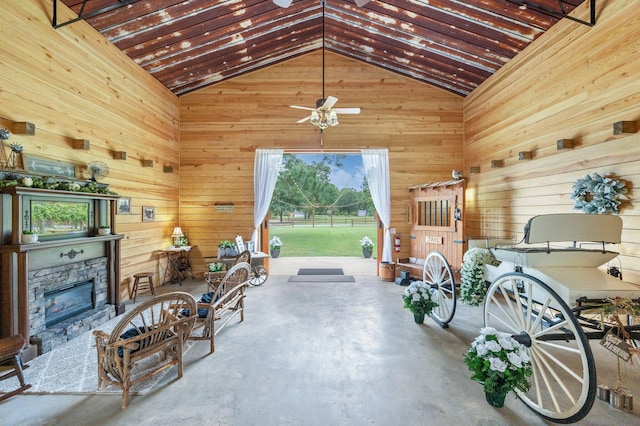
<box><xmin>333</xmin><ymin>108</ymin><xmax>361</xmax><ymax>114</ymax></box>
<box><xmin>354</xmin><ymin>0</ymin><xmax>371</xmax><ymax>6</ymax></box>
<box><xmin>273</xmin><ymin>0</ymin><xmax>293</xmax><ymax>7</ymax></box>
<box><xmin>290</xmin><ymin>105</ymin><xmax>315</xmax><ymax>111</ymax></box>
<box><xmin>322</xmin><ymin>96</ymin><xmax>338</xmax><ymax>109</ymax></box>
<box><xmin>297</xmin><ymin>116</ymin><xmax>311</xmax><ymax>123</ymax></box>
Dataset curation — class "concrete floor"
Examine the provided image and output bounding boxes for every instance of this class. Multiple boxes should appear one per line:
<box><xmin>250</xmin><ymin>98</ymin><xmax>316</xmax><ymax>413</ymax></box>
<box><xmin>1</xmin><ymin>257</ymin><xmax>638</xmax><ymax>425</ymax></box>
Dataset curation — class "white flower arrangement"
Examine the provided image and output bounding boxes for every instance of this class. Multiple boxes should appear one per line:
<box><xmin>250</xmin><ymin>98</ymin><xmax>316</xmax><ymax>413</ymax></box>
<box><xmin>269</xmin><ymin>236</ymin><xmax>282</xmax><ymax>250</ymax></box>
<box><xmin>21</xmin><ymin>177</ymin><xmax>33</xmax><ymax>187</ymax></box>
<box><xmin>460</xmin><ymin>248</ymin><xmax>501</xmax><ymax>306</ymax></box>
<box><xmin>402</xmin><ymin>280</ymin><xmax>438</xmax><ymax>316</ymax></box>
<box><xmin>360</xmin><ymin>236</ymin><xmax>374</xmax><ymax>250</ymax></box>
<box><xmin>571</xmin><ymin>172</ymin><xmax>627</xmax><ymax>214</ymax></box>
<box><xmin>464</xmin><ymin>327</ymin><xmax>532</xmax><ymax>395</ymax></box>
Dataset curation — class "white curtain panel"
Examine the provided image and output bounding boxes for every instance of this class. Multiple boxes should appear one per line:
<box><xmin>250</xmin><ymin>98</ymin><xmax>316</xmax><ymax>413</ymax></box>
<box><xmin>361</xmin><ymin>148</ymin><xmax>392</xmax><ymax>263</ymax></box>
<box><xmin>252</xmin><ymin>149</ymin><xmax>283</xmax><ymax>249</ymax></box>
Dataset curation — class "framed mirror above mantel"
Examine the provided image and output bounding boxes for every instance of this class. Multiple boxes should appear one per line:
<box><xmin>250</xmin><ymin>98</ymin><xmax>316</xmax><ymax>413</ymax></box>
<box><xmin>0</xmin><ymin>186</ymin><xmax>120</xmax><ymax>245</ymax></box>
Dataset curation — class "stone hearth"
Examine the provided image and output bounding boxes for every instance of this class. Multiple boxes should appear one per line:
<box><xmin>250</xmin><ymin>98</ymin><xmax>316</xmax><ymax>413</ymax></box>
<box><xmin>29</xmin><ymin>257</ymin><xmax>117</xmax><ymax>354</ymax></box>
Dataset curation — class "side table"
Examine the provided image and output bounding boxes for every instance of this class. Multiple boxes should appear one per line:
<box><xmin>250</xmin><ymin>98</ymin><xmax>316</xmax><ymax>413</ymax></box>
<box><xmin>160</xmin><ymin>246</ymin><xmax>195</xmax><ymax>285</ymax></box>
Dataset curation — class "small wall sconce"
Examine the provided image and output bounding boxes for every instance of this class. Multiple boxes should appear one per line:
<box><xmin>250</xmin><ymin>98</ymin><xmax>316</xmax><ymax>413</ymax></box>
<box><xmin>171</xmin><ymin>226</ymin><xmax>184</xmax><ymax>246</ymax></box>
<box><xmin>11</xmin><ymin>121</ymin><xmax>35</xmax><ymax>135</ymax></box>
<box><xmin>141</xmin><ymin>159</ymin><xmax>154</xmax><ymax>167</ymax></box>
<box><xmin>491</xmin><ymin>160</ymin><xmax>503</xmax><ymax>168</ymax></box>
<box><xmin>163</xmin><ymin>165</ymin><xmax>174</xmax><ymax>173</ymax></box>
<box><xmin>113</xmin><ymin>151</ymin><xmax>127</xmax><ymax>160</ymax></box>
<box><xmin>519</xmin><ymin>151</ymin><xmax>533</xmax><ymax>160</ymax></box>
<box><xmin>557</xmin><ymin>139</ymin><xmax>574</xmax><ymax>150</ymax></box>
<box><xmin>613</xmin><ymin>120</ymin><xmax>638</xmax><ymax>135</ymax></box>
<box><xmin>469</xmin><ymin>166</ymin><xmax>480</xmax><ymax>174</ymax></box>
<box><xmin>72</xmin><ymin>139</ymin><xmax>90</xmax><ymax>150</ymax></box>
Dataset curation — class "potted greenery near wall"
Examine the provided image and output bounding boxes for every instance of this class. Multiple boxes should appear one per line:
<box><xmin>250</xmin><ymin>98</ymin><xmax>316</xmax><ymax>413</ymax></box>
<box><xmin>269</xmin><ymin>236</ymin><xmax>282</xmax><ymax>258</ymax></box>
<box><xmin>360</xmin><ymin>236</ymin><xmax>374</xmax><ymax>258</ymax></box>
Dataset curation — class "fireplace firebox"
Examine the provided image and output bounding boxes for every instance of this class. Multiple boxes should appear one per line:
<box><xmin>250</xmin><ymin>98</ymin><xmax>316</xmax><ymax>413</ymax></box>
<box><xmin>45</xmin><ymin>281</ymin><xmax>95</xmax><ymax>328</ymax></box>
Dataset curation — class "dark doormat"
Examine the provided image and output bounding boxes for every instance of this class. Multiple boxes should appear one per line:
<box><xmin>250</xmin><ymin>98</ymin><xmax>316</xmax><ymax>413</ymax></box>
<box><xmin>297</xmin><ymin>268</ymin><xmax>344</xmax><ymax>275</ymax></box>
<box><xmin>288</xmin><ymin>275</ymin><xmax>355</xmax><ymax>283</ymax></box>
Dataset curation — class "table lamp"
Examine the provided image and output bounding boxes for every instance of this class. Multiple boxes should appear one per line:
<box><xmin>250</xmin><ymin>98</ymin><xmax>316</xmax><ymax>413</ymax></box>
<box><xmin>172</xmin><ymin>226</ymin><xmax>184</xmax><ymax>246</ymax></box>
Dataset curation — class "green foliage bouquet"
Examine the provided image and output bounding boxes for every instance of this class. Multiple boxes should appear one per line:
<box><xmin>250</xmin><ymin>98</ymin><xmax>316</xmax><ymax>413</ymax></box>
<box><xmin>464</xmin><ymin>327</ymin><xmax>532</xmax><ymax>395</ymax></box>
<box><xmin>402</xmin><ymin>280</ymin><xmax>438</xmax><ymax>316</ymax></box>
<box><xmin>460</xmin><ymin>248</ymin><xmax>501</xmax><ymax>306</ymax></box>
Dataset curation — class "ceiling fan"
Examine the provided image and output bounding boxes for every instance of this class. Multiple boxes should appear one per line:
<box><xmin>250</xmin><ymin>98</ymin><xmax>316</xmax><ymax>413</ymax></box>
<box><xmin>273</xmin><ymin>0</ymin><xmax>371</xmax><ymax>7</ymax></box>
<box><xmin>287</xmin><ymin>0</ymin><xmax>362</xmax><ymax>130</ymax></box>
<box><xmin>291</xmin><ymin>96</ymin><xmax>360</xmax><ymax>129</ymax></box>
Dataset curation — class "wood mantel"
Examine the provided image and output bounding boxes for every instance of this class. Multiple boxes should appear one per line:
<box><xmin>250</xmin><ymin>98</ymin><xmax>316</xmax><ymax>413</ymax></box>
<box><xmin>0</xmin><ymin>186</ymin><xmax>124</xmax><ymax>359</ymax></box>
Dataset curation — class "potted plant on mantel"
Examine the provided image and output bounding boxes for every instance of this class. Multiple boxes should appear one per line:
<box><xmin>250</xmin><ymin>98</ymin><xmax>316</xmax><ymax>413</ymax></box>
<box><xmin>269</xmin><ymin>236</ymin><xmax>282</xmax><ymax>258</ymax></box>
<box><xmin>22</xmin><ymin>230</ymin><xmax>38</xmax><ymax>244</ymax></box>
<box><xmin>464</xmin><ymin>327</ymin><xmax>533</xmax><ymax>408</ymax></box>
<box><xmin>360</xmin><ymin>236</ymin><xmax>374</xmax><ymax>258</ymax></box>
<box><xmin>98</xmin><ymin>225</ymin><xmax>111</xmax><ymax>236</ymax></box>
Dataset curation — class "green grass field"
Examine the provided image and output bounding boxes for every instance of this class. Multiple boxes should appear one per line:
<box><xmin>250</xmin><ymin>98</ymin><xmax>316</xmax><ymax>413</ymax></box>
<box><xmin>269</xmin><ymin>225</ymin><xmax>377</xmax><ymax>257</ymax></box>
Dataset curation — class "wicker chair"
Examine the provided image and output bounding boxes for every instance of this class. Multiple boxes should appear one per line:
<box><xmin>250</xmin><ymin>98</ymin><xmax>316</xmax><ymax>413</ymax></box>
<box><xmin>190</xmin><ymin>262</ymin><xmax>251</xmax><ymax>354</ymax></box>
<box><xmin>206</xmin><ymin>249</ymin><xmax>252</xmax><ymax>292</ymax></box>
<box><xmin>93</xmin><ymin>292</ymin><xmax>197</xmax><ymax>409</ymax></box>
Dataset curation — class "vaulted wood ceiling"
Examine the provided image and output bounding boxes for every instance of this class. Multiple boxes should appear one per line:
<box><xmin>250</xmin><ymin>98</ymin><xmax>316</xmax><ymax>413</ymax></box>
<box><xmin>57</xmin><ymin>0</ymin><xmax>589</xmax><ymax>97</ymax></box>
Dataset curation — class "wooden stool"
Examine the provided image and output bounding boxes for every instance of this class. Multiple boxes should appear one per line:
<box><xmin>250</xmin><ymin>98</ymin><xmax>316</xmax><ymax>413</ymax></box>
<box><xmin>0</xmin><ymin>335</ymin><xmax>31</xmax><ymax>401</ymax></box>
<box><xmin>130</xmin><ymin>272</ymin><xmax>156</xmax><ymax>302</ymax></box>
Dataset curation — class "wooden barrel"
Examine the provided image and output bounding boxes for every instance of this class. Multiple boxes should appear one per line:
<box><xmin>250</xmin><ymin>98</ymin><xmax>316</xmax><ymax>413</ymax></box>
<box><xmin>378</xmin><ymin>262</ymin><xmax>395</xmax><ymax>281</ymax></box>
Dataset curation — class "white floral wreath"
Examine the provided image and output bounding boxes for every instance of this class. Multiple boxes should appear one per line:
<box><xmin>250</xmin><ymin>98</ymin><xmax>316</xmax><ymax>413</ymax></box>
<box><xmin>570</xmin><ymin>173</ymin><xmax>626</xmax><ymax>214</ymax></box>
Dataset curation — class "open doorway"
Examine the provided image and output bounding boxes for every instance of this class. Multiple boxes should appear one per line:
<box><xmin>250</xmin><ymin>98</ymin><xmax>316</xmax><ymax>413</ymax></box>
<box><xmin>268</xmin><ymin>153</ymin><xmax>377</xmax><ymax>258</ymax></box>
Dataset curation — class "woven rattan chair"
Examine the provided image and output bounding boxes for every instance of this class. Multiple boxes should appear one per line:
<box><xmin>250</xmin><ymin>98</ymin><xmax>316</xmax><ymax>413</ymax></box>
<box><xmin>93</xmin><ymin>292</ymin><xmax>197</xmax><ymax>409</ymax></box>
<box><xmin>190</xmin><ymin>262</ymin><xmax>251</xmax><ymax>354</ymax></box>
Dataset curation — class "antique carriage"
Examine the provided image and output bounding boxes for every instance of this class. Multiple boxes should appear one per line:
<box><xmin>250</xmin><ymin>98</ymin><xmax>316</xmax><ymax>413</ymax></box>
<box><xmin>421</xmin><ymin>213</ymin><xmax>640</xmax><ymax>423</ymax></box>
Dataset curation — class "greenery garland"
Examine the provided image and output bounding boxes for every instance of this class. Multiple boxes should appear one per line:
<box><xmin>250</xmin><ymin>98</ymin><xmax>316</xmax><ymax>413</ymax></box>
<box><xmin>460</xmin><ymin>248</ymin><xmax>501</xmax><ymax>306</ymax></box>
<box><xmin>570</xmin><ymin>173</ymin><xmax>626</xmax><ymax>214</ymax></box>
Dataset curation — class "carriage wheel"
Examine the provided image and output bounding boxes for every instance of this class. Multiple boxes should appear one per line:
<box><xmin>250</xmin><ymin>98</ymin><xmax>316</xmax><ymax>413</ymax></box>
<box><xmin>249</xmin><ymin>265</ymin><xmax>268</xmax><ymax>286</ymax></box>
<box><xmin>484</xmin><ymin>272</ymin><xmax>596</xmax><ymax>424</ymax></box>
<box><xmin>423</xmin><ymin>251</ymin><xmax>456</xmax><ymax>328</ymax></box>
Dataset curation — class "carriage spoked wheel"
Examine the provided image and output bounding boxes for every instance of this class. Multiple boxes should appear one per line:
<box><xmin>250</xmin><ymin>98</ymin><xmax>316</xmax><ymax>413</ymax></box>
<box><xmin>248</xmin><ymin>265</ymin><xmax>268</xmax><ymax>286</ymax></box>
<box><xmin>423</xmin><ymin>251</ymin><xmax>456</xmax><ymax>328</ymax></box>
<box><xmin>484</xmin><ymin>272</ymin><xmax>596</xmax><ymax>424</ymax></box>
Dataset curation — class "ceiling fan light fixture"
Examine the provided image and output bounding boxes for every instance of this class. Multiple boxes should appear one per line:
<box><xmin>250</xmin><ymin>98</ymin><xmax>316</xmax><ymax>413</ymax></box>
<box><xmin>328</xmin><ymin>110</ymin><xmax>339</xmax><ymax>126</ymax></box>
<box><xmin>310</xmin><ymin>110</ymin><xmax>320</xmax><ymax>126</ymax></box>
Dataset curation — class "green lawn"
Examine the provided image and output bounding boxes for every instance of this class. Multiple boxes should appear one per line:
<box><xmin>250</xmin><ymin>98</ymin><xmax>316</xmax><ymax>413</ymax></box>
<box><xmin>269</xmin><ymin>225</ymin><xmax>377</xmax><ymax>257</ymax></box>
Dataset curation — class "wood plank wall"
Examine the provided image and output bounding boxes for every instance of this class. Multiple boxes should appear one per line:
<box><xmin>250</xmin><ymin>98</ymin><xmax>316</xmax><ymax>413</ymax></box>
<box><xmin>179</xmin><ymin>51</ymin><xmax>464</xmax><ymax>275</ymax></box>
<box><xmin>0</xmin><ymin>2</ymin><xmax>181</xmax><ymax>299</ymax></box>
<box><xmin>463</xmin><ymin>0</ymin><xmax>640</xmax><ymax>284</ymax></box>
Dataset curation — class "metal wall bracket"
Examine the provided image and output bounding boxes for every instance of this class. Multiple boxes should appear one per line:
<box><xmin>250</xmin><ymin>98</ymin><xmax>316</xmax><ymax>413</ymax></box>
<box><xmin>511</xmin><ymin>0</ymin><xmax>596</xmax><ymax>27</ymax></box>
<box><xmin>52</xmin><ymin>0</ymin><xmax>140</xmax><ymax>29</ymax></box>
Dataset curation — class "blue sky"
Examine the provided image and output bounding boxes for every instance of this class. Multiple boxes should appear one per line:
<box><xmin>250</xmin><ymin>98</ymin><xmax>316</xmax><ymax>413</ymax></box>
<box><xmin>294</xmin><ymin>154</ymin><xmax>365</xmax><ymax>190</ymax></box>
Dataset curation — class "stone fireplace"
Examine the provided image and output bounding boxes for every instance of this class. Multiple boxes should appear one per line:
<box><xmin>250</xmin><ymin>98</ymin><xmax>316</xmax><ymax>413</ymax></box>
<box><xmin>28</xmin><ymin>257</ymin><xmax>117</xmax><ymax>354</ymax></box>
<box><xmin>0</xmin><ymin>186</ymin><xmax>123</xmax><ymax>360</ymax></box>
